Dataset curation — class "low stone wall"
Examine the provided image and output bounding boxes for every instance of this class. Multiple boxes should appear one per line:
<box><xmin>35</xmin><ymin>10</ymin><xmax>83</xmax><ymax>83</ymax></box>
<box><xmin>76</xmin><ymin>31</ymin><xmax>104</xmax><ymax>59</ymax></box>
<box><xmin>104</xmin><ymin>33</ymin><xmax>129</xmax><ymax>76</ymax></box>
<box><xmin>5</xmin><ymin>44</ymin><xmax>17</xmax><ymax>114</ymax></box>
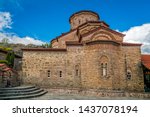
<box><xmin>44</xmin><ymin>88</ymin><xmax>150</xmax><ymax>99</ymax></box>
<box><xmin>125</xmin><ymin>92</ymin><xmax>150</xmax><ymax>99</ymax></box>
<box><xmin>0</xmin><ymin>76</ymin><xmax>2</xmax><ymax>87</ymax></box>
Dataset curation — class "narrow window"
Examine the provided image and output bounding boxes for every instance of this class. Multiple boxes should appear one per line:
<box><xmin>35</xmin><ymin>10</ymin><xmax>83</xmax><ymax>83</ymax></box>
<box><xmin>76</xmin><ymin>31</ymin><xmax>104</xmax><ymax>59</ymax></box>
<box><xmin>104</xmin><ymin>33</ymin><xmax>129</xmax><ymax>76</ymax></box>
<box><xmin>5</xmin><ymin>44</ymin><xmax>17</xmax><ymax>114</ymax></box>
<box><xmin>127</xmin><ymin>71</ymin><xmax>131</xmax><ymax>80</ymax></box>
<box><xmin>101</xmin><ymin>63</ymin><xmax>107</xmax><ymax>77</ymax></box>
<box><xmin>101</xmin><ymin>63</ymin><xmax>103</xmax><ymax>76</ymax></box>
<box><xmin>105</xmin><ymin>63</ymin><xmax>107</xmax><ymax>76</ymax></box>
<box><xmin>60</xmin><ymin>71</ymin><xmax>62</xmax><ymax>78</ymax></box>
<box><xmin>76</xmin><ymin>69</ymin><xmax>79</xmax><ymax>76</ymax></box>
<box><xmin>48</xmin><ymin>70</ymin><xmax>50</xmax><ymax>78</ymax></box>
<box><xmin>79</xmin><ymin>19</ymin><xmax>81</xmax><ymax>24</ymax></box>
<box><xmin>75</xmin><ymin>65</ymin><xmax>80</xmax><ymax>77</ymax></box>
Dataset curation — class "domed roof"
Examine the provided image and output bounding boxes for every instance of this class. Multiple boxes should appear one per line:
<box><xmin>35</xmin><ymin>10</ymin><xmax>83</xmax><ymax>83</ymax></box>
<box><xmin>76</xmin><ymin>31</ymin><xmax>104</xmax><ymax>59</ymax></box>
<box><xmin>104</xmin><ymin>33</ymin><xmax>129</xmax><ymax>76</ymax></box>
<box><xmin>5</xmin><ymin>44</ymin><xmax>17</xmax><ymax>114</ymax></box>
<box><xmin>69</xmin><ymin>10</ymin><xmax>100</xmax><ymax>23</ymax></box>
<box><xmin>69</xmin><ymin>10</ymin><xmax>100</xmax><ymax>29</ymax></box>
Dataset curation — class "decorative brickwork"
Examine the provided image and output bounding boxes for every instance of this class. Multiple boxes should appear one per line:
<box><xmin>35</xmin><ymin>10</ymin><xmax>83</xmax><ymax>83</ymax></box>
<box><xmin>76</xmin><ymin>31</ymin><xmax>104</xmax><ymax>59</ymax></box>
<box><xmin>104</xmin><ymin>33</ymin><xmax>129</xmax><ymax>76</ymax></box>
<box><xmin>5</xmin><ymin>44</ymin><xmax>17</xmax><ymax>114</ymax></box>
<box><xmin>22</xmin><ymin>11</ymin><xmax>144</xmax><ymax>92</ymax></box>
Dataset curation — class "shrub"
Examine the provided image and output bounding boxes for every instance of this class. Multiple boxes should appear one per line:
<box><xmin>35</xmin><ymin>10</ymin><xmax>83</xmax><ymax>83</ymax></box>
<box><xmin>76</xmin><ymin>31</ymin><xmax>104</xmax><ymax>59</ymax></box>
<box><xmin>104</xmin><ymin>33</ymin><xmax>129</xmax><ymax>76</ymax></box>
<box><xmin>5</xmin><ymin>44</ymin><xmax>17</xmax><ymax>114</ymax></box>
<box><xmin>0</xmin><ymin>60</ymin><xmax>8</xmax><ymax>65</ymax></box>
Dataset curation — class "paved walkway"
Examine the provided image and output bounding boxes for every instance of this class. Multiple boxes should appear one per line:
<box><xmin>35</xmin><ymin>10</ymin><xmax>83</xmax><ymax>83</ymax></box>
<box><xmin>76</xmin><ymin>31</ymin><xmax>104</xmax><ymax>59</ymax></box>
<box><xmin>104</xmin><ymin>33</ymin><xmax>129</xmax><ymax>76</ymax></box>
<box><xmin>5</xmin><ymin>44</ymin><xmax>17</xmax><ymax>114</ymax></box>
<box><xmin>30</xmin><ymin>92</ymin><xmax>145</xmax><ymax>100</ymax></box>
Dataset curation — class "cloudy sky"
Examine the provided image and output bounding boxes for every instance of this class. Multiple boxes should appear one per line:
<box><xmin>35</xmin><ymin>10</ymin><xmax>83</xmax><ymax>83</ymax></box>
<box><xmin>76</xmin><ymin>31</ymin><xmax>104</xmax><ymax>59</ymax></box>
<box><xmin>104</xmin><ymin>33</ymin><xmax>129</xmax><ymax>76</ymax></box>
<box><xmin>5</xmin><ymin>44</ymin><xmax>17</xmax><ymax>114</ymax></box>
<box><xmin>0</xmin><ymin>0</ymin><xmax>150</xmax><ymax>53</ymax></box>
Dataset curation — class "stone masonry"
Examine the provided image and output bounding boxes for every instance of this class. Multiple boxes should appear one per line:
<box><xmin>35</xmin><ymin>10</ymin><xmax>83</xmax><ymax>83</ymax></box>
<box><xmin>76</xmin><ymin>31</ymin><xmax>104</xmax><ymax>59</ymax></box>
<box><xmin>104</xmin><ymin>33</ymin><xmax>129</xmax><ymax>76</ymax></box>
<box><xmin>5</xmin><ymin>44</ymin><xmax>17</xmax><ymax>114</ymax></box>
<box><xmin>22</xmin><ymin>10</ymin><xmax>144</xmax><ymax>92</ymax></box>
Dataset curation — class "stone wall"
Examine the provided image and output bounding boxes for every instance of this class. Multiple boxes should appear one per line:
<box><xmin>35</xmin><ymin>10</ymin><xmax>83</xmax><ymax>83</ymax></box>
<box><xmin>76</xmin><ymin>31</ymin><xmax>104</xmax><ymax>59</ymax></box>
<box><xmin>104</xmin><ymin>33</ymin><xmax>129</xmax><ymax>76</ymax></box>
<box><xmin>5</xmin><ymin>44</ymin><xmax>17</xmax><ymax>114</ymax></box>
<box><xmin>0</xmin><ymin>52</ymin><xmax>6</xmax><ymax>60</ymax></box>
<box><xmin>121</xmin><ymin>46</ymin><xmax>144</xmax><ymax>91</ymax></box>
<box><xmin>81</xmin><ymin>43</ymin><xmax>121</xmax><ymax>90</ymax></box>
<box><xmin>22</xmin><ymin>48</ymin><xmax>82</xmax><ymax>88</ymax></box>
<box><xmin>22</xmin><ymin>43</ymin><xmax>144</xmax><ymax>92</ymax></box>
<box><xmin>45</xmin><ymin>88</ymin><xmax>150</xmax><ymax>99</ymax></box>
<box><xmin>52</xmin><ymin>30</ymin><xmax>78</xmax><ymax>48</ymax></box>
<box><xmin>0</xmin><ymin>71</ymin><xmax>3</xmax><ymax>87</ymax></box>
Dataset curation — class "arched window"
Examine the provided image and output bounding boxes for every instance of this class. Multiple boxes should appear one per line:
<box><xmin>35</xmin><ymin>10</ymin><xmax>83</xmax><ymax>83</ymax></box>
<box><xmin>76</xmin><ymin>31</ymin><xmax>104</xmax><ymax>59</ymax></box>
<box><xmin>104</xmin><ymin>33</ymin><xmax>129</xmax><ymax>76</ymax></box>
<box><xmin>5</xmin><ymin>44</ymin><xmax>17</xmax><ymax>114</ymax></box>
<box><xmin>100</xmin><ymin>56</ymin><xmax>109</xmax><ymax>77</ymax></box>
<box><xmin>75</xmin><ymin>64</ymin><xmax>80</xmax><ymax>77</ymax></box>
<box><xmin>127</xmin><ymin>71</ymin><xmax>132</xmax><ymax>80</ymax></box>
<box><xmin>76</xmin><ymin>69</ymin><xmax>79</xmax><ymax>76</ymax></box>
<box><xmin>79</xmin><ymin>20</ymin><xmax>81</xmax><ymax>24</ymax></box>
<box><xmin>101</xmin><ymin>63</ymin><xmax>107</xmax><ymax>76</ymax></box>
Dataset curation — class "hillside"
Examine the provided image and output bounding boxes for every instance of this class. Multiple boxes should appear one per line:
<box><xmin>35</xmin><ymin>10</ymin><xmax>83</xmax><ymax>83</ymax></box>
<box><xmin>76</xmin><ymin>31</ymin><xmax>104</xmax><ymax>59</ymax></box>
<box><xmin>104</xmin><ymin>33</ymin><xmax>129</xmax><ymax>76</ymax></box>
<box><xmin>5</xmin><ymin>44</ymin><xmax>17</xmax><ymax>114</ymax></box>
<box><xmin>0</xmin><ymin>43</ymin><xmax>43</xmax><ymax>56</ymax></box>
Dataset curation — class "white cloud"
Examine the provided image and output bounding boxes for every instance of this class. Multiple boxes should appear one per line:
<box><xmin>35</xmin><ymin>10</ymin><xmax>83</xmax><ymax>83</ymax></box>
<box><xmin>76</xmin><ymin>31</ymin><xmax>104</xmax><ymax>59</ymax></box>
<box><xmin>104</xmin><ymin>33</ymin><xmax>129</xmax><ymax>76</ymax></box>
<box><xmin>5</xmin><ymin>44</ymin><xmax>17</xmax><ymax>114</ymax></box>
<box><xmin>0</xmin><ymin>32</ymin><xmax>45</xmax><ymax>45</ymax></box>
<box><xmin>123</xmin><ymin>23</ymin><xmax>150</xmax><ymax>54</ymax></box>
<box><xmin>0</xmin><ymin>12</ymin><xmax>12</xmax><ymax>30</ymax></box>
<box><xmin>0</xmin><ymin>11</ymin><xmax>45</xmax><ymax>45</ymax></box>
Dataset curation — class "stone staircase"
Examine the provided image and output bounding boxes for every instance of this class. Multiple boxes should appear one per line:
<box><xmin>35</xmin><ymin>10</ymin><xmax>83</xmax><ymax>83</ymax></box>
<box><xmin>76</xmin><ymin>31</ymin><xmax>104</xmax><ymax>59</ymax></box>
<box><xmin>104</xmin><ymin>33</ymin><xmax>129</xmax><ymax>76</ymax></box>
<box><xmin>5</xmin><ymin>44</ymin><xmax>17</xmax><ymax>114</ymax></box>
<box><xmin>0</xmin><ymin>85</ymin><xmax>47</xmax><ymax>100</ymax></box>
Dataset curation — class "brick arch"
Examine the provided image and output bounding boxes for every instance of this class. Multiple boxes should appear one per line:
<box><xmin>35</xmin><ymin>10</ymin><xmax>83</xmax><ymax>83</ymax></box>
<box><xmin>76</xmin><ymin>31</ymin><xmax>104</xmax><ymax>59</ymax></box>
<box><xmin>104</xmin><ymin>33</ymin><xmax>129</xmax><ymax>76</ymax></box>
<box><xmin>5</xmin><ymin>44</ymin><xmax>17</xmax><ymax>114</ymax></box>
<box><xmin>100</xmin><ymin>55</ymin><xmax>109</xmax><ymax>63</ymax></box>
<box><xmin>90</xmin><ymin>27</ymin><xmax>96</xmax><ymax>31</ymax></box>
<box><xmin>81</xmin><ymin>29</ymin><xmax>89</xmax><ymax>34</ymax></box>
<box><xmin>100</xmin><ymin>55</ymin><xmax>109</xmax><ymax>77</ymax></box>
<box><xmin>91</xmin><ymin>31</ymin><xmax>116</xmax><ymax>41</ymax></box>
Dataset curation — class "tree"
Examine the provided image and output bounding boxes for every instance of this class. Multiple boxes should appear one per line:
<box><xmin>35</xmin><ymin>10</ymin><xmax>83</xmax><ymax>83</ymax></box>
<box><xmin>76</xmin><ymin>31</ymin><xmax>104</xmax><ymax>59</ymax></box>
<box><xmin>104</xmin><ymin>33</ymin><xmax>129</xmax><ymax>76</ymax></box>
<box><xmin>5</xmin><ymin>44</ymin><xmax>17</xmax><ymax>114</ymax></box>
<box><xmin>42</xmin><ymin>43</ymin><xmax>52</xmax><ymax>48</ymax></box>
<box><xmin>5</xmin><ymin>51</ymin><xmax>15</xmax><ymax>68</ymax></box>
<box><xmin>0</xmin><ymin>38</ymin><xmax>9</xmax><ymax>46</ymax></box>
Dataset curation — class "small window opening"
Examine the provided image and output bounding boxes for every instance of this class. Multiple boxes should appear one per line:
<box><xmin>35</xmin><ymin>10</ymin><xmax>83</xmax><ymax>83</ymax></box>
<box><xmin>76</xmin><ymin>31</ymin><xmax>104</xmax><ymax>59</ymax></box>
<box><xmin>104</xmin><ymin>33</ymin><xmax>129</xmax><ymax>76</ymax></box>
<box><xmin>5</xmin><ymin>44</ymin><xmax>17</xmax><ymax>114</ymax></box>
<box><xmin>48</xmin><ymin>70</ymin><xmax>50</xmax><ymax>78</ymax></box>
<box><xmin>127</xmin><ymin>71</ymin><xmax>131</xmax><ymax>80</ymax></box>
<box><xmin>76</xmin><ymin>69</ymin><xmax>79</xmax><ymax>76</ymax></box>
<box><xmin>79</xmin><ymin>20</ymin><xmax>81</xmax><ymax>24</ymax></box>
<box><xmin>60</xmin><ymin>71</ymin><xmax>62</xmax><ymax>78</ymax></box>
<box><xmin>101</xmin><ymin>63</ymin><xmax>108</xmax><ymax>77</ymax></box>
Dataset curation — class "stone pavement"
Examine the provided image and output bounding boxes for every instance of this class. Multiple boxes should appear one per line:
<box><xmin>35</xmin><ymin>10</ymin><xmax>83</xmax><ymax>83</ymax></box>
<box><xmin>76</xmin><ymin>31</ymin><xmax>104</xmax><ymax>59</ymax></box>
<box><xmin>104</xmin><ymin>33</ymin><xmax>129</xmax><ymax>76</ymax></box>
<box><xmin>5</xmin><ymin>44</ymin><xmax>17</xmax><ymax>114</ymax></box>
<box><xmin>29</xmin><ymin>92</ymin><xmax>146</xmax><ymax>100</ymax></box>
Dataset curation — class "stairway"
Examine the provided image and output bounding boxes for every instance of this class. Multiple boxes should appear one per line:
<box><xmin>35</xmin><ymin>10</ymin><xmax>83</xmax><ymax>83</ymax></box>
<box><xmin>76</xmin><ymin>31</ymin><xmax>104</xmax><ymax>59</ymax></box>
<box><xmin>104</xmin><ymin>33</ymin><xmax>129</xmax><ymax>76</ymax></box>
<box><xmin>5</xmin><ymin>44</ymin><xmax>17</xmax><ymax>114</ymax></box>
<box><xmin>0</xmin><ymin>85</ymin><xmax>47</xmax><ymax>100</ymax></box>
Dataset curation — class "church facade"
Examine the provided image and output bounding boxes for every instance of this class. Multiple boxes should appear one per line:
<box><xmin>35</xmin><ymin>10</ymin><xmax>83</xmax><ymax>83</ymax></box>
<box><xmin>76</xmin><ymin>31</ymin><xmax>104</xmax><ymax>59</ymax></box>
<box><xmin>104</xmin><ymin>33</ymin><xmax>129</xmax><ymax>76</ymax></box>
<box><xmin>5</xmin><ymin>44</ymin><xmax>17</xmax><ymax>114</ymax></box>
<box><xmin>22</xmin><ymin>11</ymin><xmax>144</xmax><ymax>92</ymax></box>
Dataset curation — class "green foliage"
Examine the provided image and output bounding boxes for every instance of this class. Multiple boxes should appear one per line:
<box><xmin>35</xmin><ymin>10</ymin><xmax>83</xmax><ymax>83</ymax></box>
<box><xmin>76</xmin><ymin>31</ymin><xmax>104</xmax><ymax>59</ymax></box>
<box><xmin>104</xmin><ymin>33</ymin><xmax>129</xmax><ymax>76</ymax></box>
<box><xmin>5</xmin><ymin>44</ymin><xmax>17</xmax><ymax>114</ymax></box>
<box><xmin>4</xmin><ymin>48</ymin><xmax>12</xmax><ymax>51</ymax></box>
<box><xmin>5</xmin><ymin>51</ymin><xmax>15</xmax><ymax>68</ymax></box>
<box><xmin>42</xmin><ymin>43</ymin><xmax>52</xmax><ymax>48</ymax></box>
<box><xmin>0</xmin><ymin>46</ymin><xmax>12</xmax><ymax>51</ymax></box>
<box><xmin>0</xmin><ymin>38</ymin><xmax>9</xmax><ymax>46</ymax></box>
<box><xmin>0</xmin><ymin>60</ymin><xmax>8</xmax><ymax>65</ymax></box>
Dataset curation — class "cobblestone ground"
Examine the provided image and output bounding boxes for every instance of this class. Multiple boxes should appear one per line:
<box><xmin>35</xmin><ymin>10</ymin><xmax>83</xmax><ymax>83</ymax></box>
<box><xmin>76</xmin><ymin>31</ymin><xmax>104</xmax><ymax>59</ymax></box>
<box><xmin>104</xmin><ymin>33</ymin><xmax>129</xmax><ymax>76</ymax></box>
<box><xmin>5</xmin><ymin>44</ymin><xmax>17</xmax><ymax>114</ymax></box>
<box><xmin>30</xmin><ymin>92</ymin><xmax>146</xmax><ymax>100</ymax></box>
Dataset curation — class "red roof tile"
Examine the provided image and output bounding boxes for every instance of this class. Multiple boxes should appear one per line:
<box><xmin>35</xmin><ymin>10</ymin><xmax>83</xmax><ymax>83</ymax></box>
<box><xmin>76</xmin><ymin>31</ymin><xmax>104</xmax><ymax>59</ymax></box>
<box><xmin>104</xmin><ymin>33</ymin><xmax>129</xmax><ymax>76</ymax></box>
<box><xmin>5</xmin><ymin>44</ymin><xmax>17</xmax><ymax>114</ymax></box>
<box><xmin>141</xmin><ymin>55</ymin><xmax>150</xmax><ymax>70</ymax></box>
<box><xmin>122</xmin><ymin>42</ymin><xmax>142</xmax><ymax>46</ymax></box>
<box><xmin>0</xmin><ymin>64</ymin><xmax>5</xmax><ymax>67</ymax></box>
<box><xmin>66</xmin><ymin>41</ymin><xmax>83</xmax><ymax>46</ymax></box>
<box><xmin>3</xmin><ymin>68</ymin><xmax>12</xmax><ymax>71</ymax></box>
<box><xmin>22</xmin><ymin>48</ymin><xmax>67</xmax><ymax>52</ymax></box>
<box><xmin>69</xmin><ymin>10</ymin><xmax>100</xmax><ymax>23</ymax></box>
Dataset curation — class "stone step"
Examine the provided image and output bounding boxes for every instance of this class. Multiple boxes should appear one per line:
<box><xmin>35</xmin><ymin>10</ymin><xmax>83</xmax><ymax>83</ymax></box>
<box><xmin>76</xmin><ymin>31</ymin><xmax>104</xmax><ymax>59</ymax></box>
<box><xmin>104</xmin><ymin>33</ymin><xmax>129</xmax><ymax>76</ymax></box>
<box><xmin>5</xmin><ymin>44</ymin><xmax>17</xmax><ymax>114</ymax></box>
<box><xmin>0</xmin><ymin>87</ymin><xmax>40</xmax><ymax>93</ymax></box>
<box><xmin>0</xmin><ymin>85</ymin><xmax>35</xmax><ymax>90</ymax></box>
<box><xmin>0</xmin><ymin>85</ymin><xmax>47</xmax><ymax>100</ymax></box>
<box><xmin>0</xmin><ymin>89</ymin><xmax>44</xmax><ymax>97</ymax></box>
<box><xmin>0</xmin><ymin>91</ymin><xmax>47</xmax><ymax>100</ymax></box>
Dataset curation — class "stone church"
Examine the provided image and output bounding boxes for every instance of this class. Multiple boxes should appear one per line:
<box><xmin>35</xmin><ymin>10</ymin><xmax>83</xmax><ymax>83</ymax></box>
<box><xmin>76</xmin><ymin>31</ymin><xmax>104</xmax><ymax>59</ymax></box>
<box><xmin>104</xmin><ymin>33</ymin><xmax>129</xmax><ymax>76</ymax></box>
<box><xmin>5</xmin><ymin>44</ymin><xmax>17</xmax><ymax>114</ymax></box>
<box><xmin>22</xmin><ymin>10</ymin><xmax>144</xmax><ymax>92</ymax></box>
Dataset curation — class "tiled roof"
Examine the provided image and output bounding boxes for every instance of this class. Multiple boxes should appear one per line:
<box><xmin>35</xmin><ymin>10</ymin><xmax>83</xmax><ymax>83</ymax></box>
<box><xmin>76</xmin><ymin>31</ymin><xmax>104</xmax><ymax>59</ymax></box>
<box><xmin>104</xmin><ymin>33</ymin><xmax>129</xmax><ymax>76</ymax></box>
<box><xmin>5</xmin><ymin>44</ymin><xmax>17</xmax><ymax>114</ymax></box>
<box><xmin>51</xmin><ymin>21</ymin><xmax>124</xmax><ymax>44</ymax></box>
<box><xmin>0</xmin><ymin>64</ymin><xmax>5</xmax><ymax>67</ymax></box>
<box><xmin>3</xmin><ymin>68</ymin><xmax>12</xmax><ymax>71</ymax></box>
<box><xmin>69</xmin><ymin>10</ymin><xmax>100</xmax><ymax>22</ymax></box>
<box><xmin>141</xmin><ymin>55</ymin><xmax>150</xmax><ymax>70</ymax></box>
<box><xmin>0</xmin><ymin>63</ymin><xmax>12</xmax><ymax>72</ymax></box>
<box><xmin>22</xmin><ymin>48</ymin><xmax>67</xmax><ymax>51</ymax></box>
<box><xmin>122</xmin><ymin>42</ymin><xmax>142</xmax><ymax>46</ymax></box>
<box><xmin>66</xmin><ymin>41</ymin><xmax>83</xmax><ymax>46</ymax></box>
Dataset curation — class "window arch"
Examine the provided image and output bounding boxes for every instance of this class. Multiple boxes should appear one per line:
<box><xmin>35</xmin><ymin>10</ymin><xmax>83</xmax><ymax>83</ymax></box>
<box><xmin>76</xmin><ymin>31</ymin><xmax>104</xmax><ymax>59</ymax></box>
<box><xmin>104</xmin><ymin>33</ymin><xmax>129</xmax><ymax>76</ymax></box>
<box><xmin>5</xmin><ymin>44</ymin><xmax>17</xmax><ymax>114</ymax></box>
<box><xmin>75</xmin><ymin>64</ymin><xmax>80</xmax><ymax>77</ymax></box>
<box><xmin>100</xmin><ymin>56</ymin><xmax>109</xmax><ymax>77</ymax></box>
<box><xmin>91</xmin><ymin>31</ymin><xmax>115</xmax><ymax>41</ymax></box>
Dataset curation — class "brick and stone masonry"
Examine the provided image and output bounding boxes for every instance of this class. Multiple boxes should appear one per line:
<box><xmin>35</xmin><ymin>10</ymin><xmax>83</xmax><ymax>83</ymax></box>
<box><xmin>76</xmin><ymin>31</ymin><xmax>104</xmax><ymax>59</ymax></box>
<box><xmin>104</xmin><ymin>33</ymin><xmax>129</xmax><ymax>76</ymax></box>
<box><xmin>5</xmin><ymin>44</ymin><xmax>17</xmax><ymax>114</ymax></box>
<box><xmin>22</xmin><ymin>10</ymin><xmax>144</xmax><ymax>92</ymax></box>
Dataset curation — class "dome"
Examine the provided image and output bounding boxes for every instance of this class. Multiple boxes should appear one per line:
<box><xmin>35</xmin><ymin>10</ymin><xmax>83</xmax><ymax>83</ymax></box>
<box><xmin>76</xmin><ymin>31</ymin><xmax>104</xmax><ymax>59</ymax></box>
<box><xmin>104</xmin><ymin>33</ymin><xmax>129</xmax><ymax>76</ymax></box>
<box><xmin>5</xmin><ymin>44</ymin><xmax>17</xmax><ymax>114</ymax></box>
<box><xmin>69</xmin><ymin>10</ymin><xmax>100</xmax><ymax>29</ymax></box>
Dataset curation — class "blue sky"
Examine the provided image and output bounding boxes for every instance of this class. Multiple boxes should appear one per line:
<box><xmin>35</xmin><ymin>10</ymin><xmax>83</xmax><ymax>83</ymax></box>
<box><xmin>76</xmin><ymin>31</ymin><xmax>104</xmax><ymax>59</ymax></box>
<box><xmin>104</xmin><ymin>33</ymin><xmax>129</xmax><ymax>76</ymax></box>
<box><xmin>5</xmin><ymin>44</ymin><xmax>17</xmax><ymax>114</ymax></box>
<box><xmin>0</xmin><ymin>0</ymin><xmax>150</xmax><ymax>53</ymax></box>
